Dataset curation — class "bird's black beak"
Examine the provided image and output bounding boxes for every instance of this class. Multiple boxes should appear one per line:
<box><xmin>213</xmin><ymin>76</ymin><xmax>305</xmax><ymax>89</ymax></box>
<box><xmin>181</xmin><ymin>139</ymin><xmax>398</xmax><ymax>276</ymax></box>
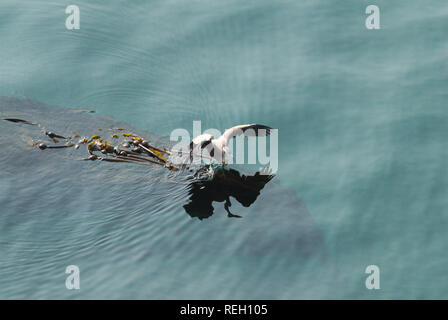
<box><xmin>200</xmin><ymin>139</ymin><xmax>212</xmax><ymax>149</ymax></box>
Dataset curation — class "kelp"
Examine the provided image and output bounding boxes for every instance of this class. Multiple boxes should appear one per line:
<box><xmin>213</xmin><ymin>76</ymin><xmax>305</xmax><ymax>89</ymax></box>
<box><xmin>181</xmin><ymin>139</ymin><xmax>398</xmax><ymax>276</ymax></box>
<box><xmin>2</xmin><ymin>117</ymin><xmax>177</xmax><ymax>170</ymax></box>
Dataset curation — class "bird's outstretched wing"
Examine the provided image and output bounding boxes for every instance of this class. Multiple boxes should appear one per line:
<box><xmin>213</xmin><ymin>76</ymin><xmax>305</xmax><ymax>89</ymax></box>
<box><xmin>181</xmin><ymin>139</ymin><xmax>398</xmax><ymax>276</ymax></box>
<box><xmin>221</xmin><ymin>124</ymin><xmax>272</xmax><ymax>143</ymax></box>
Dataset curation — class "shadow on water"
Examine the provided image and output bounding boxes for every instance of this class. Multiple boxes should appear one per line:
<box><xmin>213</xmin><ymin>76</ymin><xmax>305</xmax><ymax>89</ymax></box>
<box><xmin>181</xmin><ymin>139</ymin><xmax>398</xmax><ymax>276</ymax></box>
<box><xmin>0</xmin><ymin>97</ymin><xmax>333</xmax><ymax>299</ymax></box>
<box><xmin>184</xmin><ymin>167</ymin><xmax>274</xmax><ymax>219</ymax></box>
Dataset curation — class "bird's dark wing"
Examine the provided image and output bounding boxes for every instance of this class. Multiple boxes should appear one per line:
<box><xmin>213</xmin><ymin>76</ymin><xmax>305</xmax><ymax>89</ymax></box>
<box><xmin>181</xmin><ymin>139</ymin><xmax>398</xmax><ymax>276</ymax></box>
<box><xmin>222</xmin><ymin>124</ymin><xmax>272</xmax><ymax>142</ymax></box>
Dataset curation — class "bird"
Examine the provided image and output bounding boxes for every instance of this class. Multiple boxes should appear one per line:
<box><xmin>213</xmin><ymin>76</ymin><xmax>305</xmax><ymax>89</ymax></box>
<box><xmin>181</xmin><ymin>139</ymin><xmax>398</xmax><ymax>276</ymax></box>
<box><xmin>189</xmin><ymin>124</ymin><xmax>272</xmax><ymax>164</ymax></box>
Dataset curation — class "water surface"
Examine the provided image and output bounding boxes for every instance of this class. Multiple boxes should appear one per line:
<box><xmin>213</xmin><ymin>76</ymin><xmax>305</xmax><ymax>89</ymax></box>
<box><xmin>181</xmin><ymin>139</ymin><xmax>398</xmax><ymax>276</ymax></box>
<box><xmin>0</xmin><ymin>0</ymin><xmax>447</xmax><ymax>299</ymax></box>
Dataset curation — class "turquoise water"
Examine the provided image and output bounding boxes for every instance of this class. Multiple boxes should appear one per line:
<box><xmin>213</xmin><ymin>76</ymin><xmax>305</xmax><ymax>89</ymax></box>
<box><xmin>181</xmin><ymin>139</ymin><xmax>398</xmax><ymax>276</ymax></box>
<box><xmin>0</xmin><ymin>0</ymin><xmax>447</xmax><ymax>299</ymax></box>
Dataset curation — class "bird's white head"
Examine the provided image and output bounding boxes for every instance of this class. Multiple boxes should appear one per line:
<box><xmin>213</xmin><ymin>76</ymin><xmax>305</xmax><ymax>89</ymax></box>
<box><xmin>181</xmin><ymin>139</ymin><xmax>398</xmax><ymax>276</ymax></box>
<box><xmin>192</xmin><ymin>133</ymin><xmax>213</xmax><ymax>148</ymax></box>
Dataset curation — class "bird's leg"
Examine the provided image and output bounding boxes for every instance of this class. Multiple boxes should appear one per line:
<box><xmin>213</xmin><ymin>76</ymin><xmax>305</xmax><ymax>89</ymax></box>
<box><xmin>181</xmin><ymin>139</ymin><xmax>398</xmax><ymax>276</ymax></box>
<box><xmin>221</xmin><ymin>150</ymin><xmax>227</xmax><ymax>167</ymax></box>
<box><xmin>189</xmin><ymin>142</ymin><xmax>194</xmax><ymax>163</ymax></box>
<box><xmin>224</xmin><ymin>197</ymin><xmax>242</xmax><ymax>218</ymax></box>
